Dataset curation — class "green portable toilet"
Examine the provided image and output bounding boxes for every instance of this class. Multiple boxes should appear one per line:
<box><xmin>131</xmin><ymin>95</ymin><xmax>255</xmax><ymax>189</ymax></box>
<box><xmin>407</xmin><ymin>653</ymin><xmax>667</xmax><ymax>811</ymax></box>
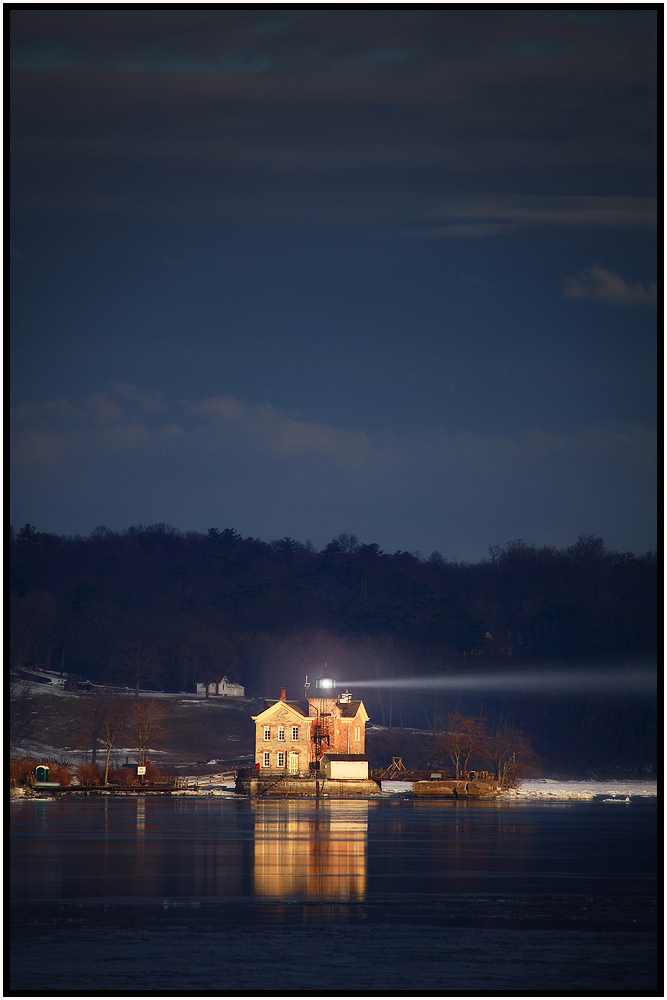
<box><xmin>35</xmin><ymin>765</ymin><xmax>49</xmax><ymax>782</ymax></box>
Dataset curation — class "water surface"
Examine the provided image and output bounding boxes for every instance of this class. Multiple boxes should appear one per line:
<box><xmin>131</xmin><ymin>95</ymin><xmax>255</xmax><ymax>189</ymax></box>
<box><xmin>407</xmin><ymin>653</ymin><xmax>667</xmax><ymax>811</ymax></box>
<box><xmin>10</xmin><ymin>796</ymin><xmax>658</xmax><ymax>993</ymax></box>
<box><xmin>11</xmin><ymin>795</ymin><xmax>656</xmax><ymax>913</ymax></box>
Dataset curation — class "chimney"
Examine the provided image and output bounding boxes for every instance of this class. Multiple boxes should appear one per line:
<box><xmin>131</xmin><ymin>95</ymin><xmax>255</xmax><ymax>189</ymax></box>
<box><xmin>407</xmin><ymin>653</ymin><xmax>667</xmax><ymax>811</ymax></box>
<box><xmin>280</xmin><ymin>688</ymin><xmax>286</xmax><ymax>701</ymax></box>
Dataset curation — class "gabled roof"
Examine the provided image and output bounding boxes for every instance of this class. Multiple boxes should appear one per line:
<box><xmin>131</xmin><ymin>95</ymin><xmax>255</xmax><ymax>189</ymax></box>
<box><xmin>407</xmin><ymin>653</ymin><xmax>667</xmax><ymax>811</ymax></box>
<box><xmin>339</xmin><ymin>700</ymin><xmax>368</xmax><ymax>720</ymax></box>
<box><xmin>252</xmin><ymin>699</ymin><xmax>311</xmax><ymax>723</ymax></box>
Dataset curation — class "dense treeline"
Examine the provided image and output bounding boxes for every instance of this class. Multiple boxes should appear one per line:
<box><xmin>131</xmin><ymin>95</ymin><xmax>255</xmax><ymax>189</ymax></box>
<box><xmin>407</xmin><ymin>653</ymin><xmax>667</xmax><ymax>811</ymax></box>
<box><xmin>10</xmin><ymin>523</ymin><xmax>656</xmax><ymax>685</ymax></box>
<box><xmin>9</xmin><ymin>523</ymin><xmax>657</xmax><ymax>773</ymax></box>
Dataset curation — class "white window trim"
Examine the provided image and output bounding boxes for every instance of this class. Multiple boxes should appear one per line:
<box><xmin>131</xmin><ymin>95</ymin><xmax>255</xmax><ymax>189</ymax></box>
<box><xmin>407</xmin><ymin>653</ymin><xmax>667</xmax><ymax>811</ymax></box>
<box><xmin>291</xmin><ymin>726</ymin><xmax>299</xmax><ymax>741</ymax></box>
<box><xmin>263</xmin><ymin>752</ymin><xmax>270</xmax><ymax>767</ymax></box>
<box><xmin>263</xmin><ymin>726</ymin><xmax>271</xmax><ymax>741</ymax></box>
<box><xmin>278</xmin><ymin>751</ymin><xmax>285</xmax><ymax>768</ymax></box>
<box><xmin>278</xmin><ymin>727</ymin><xmax>285</xmax><ymax>741</ymax></box>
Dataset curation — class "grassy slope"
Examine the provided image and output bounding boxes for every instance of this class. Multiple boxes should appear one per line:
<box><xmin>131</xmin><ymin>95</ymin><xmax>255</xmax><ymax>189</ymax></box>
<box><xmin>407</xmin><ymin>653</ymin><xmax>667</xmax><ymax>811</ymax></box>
<box><xmin>13</xmin><ymin>683</ymin><xmax>435</xmax><ymax>775</ymax></box>
<box><xmin>14</xmin><ymin>685</ymin><xmax>259</xmax><ymax>774</ymax></box>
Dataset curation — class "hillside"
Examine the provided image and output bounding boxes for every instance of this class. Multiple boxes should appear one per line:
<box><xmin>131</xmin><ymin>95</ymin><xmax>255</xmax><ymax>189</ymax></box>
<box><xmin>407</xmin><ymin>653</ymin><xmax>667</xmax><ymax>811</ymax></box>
<box><xmin>11</xmin><ymin>673</ymin><xmax>656</xmax><ymax>780</ymax></box>
<box><xmin>10</xmin><ymin>682</ymin><xmax>435</xmax><ymax>776</ymax></box>
<box><xmin>12</xmin><ymin>684</ymin><xmax>258</xmax><ymax>775</ymax></box>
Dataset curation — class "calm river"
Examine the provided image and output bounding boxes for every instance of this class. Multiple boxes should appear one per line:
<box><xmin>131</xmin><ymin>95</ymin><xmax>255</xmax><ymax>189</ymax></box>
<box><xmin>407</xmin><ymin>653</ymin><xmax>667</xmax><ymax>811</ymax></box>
<box><xmin>10</xmin><ymin>794</ymin><xmax>658</xmax><ymax>994</ymax></box>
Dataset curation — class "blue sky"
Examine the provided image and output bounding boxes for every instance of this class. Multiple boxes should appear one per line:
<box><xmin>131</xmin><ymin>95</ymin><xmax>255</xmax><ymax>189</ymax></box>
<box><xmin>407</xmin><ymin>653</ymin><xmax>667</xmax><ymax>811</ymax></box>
<box><xmin>10</xmin><ymin>9</ymin><xmax>657</xmax><ymax>560</ymax></box>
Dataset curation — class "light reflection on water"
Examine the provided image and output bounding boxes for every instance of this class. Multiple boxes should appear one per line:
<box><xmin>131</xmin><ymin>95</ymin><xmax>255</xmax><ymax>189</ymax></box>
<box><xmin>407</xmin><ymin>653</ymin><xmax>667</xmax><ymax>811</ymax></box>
<box><xmin>9</xmin><ymin>797</ymin><xmax>657</xmax><ymax>913</ymax></box>
<box><xmin>252</xmin><ymin>799</ymin><xmax>368</xmax><ymax>902</ymax></box>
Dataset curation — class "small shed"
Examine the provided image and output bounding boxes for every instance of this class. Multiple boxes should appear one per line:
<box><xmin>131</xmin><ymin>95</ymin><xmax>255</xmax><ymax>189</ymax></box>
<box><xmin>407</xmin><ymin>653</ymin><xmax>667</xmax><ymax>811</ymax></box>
<box><xmin>319</xmin><ymin>754</ymin><xmax>369</xmax><ymax>779</ymax></box>
<box><xmin>196</xmin><ymin>676</ymin><xmax>245</xmax><ymax>697</ymax></box>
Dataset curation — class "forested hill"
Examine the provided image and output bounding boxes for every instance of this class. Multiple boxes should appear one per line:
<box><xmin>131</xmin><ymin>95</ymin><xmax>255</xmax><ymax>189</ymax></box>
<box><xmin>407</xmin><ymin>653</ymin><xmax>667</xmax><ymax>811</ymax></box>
<box><xmin>10</xmin><ymin>524</ymin><xmax>656</xmax><ymax>701</ymax></box>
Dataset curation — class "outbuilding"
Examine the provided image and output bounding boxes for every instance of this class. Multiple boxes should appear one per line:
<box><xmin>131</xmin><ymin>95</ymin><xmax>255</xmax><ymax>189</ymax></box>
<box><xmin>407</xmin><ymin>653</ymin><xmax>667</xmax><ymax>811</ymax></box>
<box><xmin>196</xmin><ymin>676</ymin><xmax>245</xmax><ymax>697</ymax></box>
<box><xmin>319</xmin><ymin>753</ymin><xmax>369</xmax><ymax>779</ymax></box>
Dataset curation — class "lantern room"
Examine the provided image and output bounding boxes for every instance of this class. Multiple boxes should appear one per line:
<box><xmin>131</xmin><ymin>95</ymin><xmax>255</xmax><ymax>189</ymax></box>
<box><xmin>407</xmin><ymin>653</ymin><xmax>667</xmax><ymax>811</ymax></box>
<box><xmin>315</xmin><ymin>667</ymin><xmax>336</xmax><ymax>694</ymax></box>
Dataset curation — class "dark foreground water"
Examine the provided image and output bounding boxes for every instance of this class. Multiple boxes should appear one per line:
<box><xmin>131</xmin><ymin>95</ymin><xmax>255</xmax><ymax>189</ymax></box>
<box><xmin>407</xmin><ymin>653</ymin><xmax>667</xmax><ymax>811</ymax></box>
<box><xmin>10</xmin><ymin>795</ymin><xmax>658</xmax><ymax>995</ymax></box>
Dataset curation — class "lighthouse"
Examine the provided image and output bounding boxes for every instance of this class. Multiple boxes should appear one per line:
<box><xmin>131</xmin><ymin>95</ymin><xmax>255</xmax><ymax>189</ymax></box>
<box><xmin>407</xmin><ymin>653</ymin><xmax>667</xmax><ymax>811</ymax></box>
<box><xmin>250</xmin><ymin>667</ymin><xmax>369</xmax><ymax>780</ymax></box>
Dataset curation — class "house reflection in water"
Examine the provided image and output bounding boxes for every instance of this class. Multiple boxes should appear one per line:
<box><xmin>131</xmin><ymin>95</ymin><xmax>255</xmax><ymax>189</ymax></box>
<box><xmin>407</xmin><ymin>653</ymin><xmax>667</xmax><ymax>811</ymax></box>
<box><xmin>252</xmin><ymin>800</ymin><xmax>368</xmax><ymax>902</ymax></box>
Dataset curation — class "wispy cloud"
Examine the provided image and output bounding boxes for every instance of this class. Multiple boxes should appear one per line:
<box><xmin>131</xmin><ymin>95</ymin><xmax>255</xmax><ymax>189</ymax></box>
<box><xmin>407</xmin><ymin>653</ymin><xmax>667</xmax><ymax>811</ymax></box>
<box><xmin>183</xmin><ymin>395</ymin><xmax>379</xmax><ymax>469</ymax></box>
<box><xmin>10</xmin><ymin>10</ymin><xmax>656</xmax><ymax>189</ymax></box>
<box><xmin>422</xmin><ymin>196</ymin><xmax>657</xmax><ymax>238</ymax></box>
<box><xmin>11</xmin><ymin>388</ymin><xmax>656</xmax><ymax>476</ymax></box>
<box><xmin>111</xmin><ymin>382</ymin><xmax>167</xmax><ymax>412</ymax></box>
<box><xmin>10</xmin><ymin>387</ymin><xmax>656</xmax><ymax>556</ymax></box>
<box><xmin>562</xmin><ymin>264</ymin><xmax>657</xmax><ymax>305</ymax></box>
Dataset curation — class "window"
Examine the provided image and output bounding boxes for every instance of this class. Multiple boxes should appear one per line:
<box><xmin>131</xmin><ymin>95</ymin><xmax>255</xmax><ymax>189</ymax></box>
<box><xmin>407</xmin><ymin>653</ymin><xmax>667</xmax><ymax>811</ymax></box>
<box><xmin>263</xmin><ymin>727</ymin><xmax>271</xmax><ymax>741</ymax></box>
<box><xmin>278</xmin><ymin>727</ymin><xmax>285</xmax><ymax>741</ymax></box>
<box><xmin>354</xmin><ymin>727</ymin><xmax>360</xmax><ymax>742</ymax></box>
<box><xmin>291</xmin><ymin>726</ymin><xmax>299</xmax><ymax>741</ymax></box>
<box><xmin>278</xmin><ymin>752</ymin><xmax>285</xmax><ymax>768</ymax></box>
<box><xmin>263</xmin><ymin>752</ymin><xmax>270</xmax><ymax>767</ymax></box>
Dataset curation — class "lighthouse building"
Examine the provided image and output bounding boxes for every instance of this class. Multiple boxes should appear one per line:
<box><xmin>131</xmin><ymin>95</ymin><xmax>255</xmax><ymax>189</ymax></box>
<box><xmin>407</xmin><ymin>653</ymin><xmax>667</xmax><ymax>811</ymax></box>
<box><xmin>251</xmin><ymin>669</ymin><xmax>369</xmax><ymax>778</ymax></box>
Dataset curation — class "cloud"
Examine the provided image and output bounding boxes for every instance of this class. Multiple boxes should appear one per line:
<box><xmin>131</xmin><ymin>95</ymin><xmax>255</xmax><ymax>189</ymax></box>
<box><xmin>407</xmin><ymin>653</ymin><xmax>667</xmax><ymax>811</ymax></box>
<box><xmin>562</xmin><ymin>264</ymin><xmax>657</xmax><ymax>305</ymax></box>
<box><xmin>422</xmin><ymin>196</ymin><xmax>657</xmax><ymax>238</ymax></box>
<box><xmin>183</xmin><ymin>395</ymin><xmax>379</xmax><ymax>469</ymax></box>
<box><xmin>82</xmin><ymin>393</ymin><xmax>123</xmax><ymax>424</ymax></box>
<box><xmin>9</xmin><ymin>390</ymin><xmax>164</xmax><ymax>466</ymax></box>
<box><xmin>10</xmin><ymin>10</ymin><xmax>656</xmax><ymax>193</ymax></box>
<box><xmin>11</xmin><ymin>389</ymin><xmax>656</xmax><ymax>481</ymax></box>
<box><xmin>10</xmin><ymin>387</ymin><xmax>656</xmax><ymax>557</ymax></box>
<box><xmin>111</xmin><ymin>382</ymin><xmax>166</xmax><ymax>412</ymax></box>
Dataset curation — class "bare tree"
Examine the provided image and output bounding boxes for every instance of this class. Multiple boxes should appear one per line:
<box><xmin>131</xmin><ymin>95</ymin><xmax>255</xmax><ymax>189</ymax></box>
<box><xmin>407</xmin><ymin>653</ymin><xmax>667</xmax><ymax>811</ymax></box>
<box><xmin>488</xmin><ymin>724</ymin><xmax>539</xmax><ymax>787</ymax></box>
<box><xmin>434</xmin><ymin>712</ymin><xmax>491</xmax><ymax>778</ymax></box>
<box><xmin>100</xmin><ymin>696</ymin><xmax>128</xmax><ymax>785</ymax></box>
<box><xmin>77</xmin><ymin>688</ymin><xmax>127</xmax><ymax>767</ymax></box>
<box><xmin>126</xmin><ymin>699</ymin><xmax>167</xmax><ymax>770</ymax></box>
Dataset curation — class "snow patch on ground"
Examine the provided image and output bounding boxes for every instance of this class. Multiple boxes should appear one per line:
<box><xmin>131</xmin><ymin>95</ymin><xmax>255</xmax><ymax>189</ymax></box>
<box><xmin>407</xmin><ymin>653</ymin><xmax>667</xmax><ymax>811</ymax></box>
<box><xmin>382</xmin><ymin>780</ymin><xmax>415</xmax><ymax>793</ymax></box>
<box><xmin>506</xmin><ymin>779</ymin><xmax>657</xmax><ymax>800</ymax></box>
<box><xmin>172</xmin><ymin>788</ymin><xmax>237</xmax><ymax>797</ymax></box>
<box><xmin>381</xmin><ymin>779</ymin><xmax>658</xmax><ymax>799</ymax></box>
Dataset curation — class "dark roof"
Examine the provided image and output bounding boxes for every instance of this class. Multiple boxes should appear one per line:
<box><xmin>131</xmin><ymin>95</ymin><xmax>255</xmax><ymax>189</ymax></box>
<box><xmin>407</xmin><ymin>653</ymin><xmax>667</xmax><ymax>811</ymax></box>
<box><xmin>261</xmin><ymin>699</ymin><xmax>309</xmax><ymax>716</ymax></box>
<box><xmin>321</xmin><ymin>753</ymin><xmax>368</xmax><ymax>762</ymax></box>
<box><xmin>339</xmin><ymin>701</ymin><xmax>363</xmax><ymax>717</ymax></box>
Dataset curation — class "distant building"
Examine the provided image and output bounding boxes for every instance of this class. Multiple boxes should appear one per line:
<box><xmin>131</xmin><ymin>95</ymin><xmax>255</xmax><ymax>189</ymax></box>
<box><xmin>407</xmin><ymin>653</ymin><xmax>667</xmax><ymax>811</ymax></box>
<box><xmin>251</xmin><ymin>668</ymin><xmax>369</xmax><ymax>777</ymax></box>
<box><xmin>196</xmin><ymin>676</ymin><xmax>245</xmax><ymax>697</ymax></box>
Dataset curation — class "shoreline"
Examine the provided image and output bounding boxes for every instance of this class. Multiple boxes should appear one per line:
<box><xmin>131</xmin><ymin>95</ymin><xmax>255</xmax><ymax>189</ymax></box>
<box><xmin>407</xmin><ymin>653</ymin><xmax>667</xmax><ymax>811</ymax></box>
<box><xmin>11</xmin><ymin>778</ymin><xmax>658</xmax><ymax>801</ymax></box>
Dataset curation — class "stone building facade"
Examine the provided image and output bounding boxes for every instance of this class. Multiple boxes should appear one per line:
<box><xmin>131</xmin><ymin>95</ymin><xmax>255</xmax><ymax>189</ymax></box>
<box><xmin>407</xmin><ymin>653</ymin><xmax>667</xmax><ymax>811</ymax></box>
<box><xmin>252</xmin><ymin>672</ymin><xmax>369</xmax><ymax>777</ymax></box>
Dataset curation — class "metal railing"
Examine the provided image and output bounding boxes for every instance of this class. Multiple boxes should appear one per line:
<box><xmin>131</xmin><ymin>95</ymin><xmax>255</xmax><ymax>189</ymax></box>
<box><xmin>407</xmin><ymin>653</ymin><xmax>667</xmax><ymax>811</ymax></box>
<box><xmin>173</xmin><ymin>771</ymin><xmax>236</xmax><ymax>789</ymax></box>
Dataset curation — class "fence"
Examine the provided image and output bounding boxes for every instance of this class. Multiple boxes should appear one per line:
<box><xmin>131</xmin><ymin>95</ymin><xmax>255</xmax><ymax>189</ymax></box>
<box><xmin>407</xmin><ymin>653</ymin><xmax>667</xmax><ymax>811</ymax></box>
<box><xmin>173</xmin><ymin>771</ymin><xmax>236</xmax><ymax>789</ymax></box>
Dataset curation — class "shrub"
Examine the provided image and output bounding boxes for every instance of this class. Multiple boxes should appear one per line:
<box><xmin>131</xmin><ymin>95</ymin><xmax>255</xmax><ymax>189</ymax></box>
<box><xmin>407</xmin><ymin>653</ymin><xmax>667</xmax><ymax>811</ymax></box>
<box><xmin>107</xmin><ymin>765</ymin><xmax>131</xmax><ymax>784</ymax></box>
<box><xmin>76</xmin><ymin>762</ymin><xmax>104</xmax><ymax>786</ymax></box>
<box><xmin>9</xmin><ymin>757</ymin><xmax>37</xmax><ymax>785</ymax></box>
<box><xmin>43</xmin><ymin>759</ymin><xmax>73</xmax><ymax>786</ymax></box>
<box><xmin>10</xmin><ymin>757</ymin><xmax>73</xmax><ymax>786</ymax></box>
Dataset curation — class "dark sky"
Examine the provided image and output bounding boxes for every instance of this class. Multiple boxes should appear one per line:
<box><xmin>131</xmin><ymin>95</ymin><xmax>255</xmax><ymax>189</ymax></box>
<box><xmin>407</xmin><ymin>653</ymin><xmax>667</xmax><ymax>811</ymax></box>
<box><xmin>10</xmin><ymin>9</ymin><xmax>657</xmax><ymax>560</ymax></box>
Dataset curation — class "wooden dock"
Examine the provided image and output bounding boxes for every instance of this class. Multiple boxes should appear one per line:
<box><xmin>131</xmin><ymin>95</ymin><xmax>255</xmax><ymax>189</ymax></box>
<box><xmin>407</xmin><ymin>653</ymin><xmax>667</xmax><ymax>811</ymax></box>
<box><xmin>31</xmin><ymin>771</ymin><xmax>237</xmax><ymax>795</ymax></box>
